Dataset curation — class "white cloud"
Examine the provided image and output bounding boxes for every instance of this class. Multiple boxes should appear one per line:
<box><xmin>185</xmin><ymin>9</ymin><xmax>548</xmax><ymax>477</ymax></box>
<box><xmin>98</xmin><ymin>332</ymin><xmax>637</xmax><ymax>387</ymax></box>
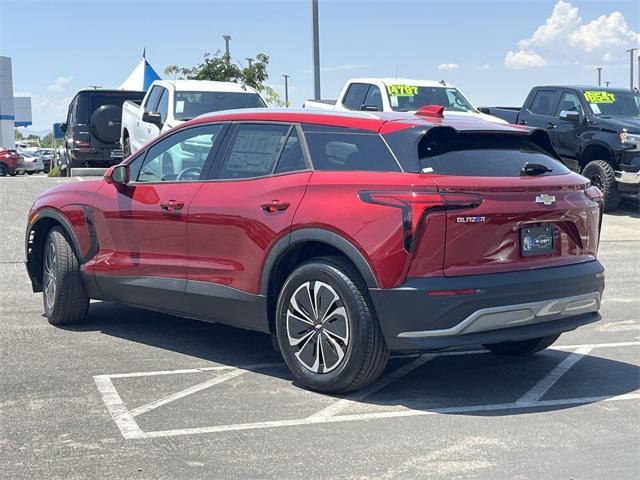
<box><xmin>478</xmin><ymin>64</ymin><xmax>491</xmax><ymax>70</ymax></box>
<box><xmin>46</xmin><ymin>75</ymin><xmax>73</xmax><ymax>93</ymax></box>
<box><xmin>505</xmin><ymin>1</ymin><xmax>639</xmax><ymax>69</ymax></box>
<box><xmin>505</xmin><ymin>49</ymin><xmax>548</xmax><ymax>69</ymax></box>
<box><xmin>437</xmin><ymin>63</ymin><xmax>460</xmax><ymax>70</ymax></box>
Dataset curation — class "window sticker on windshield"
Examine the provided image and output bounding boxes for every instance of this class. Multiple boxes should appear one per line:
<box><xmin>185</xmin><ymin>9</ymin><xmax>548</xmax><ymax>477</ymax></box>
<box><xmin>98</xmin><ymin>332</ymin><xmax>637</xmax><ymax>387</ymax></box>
<box><xmin>387</xmin><ymin>85</ymin><xmax>418</xmax><ymax>97</ymax></box>
<box><xmin>590</xmin><ymin>103</ymin><xmax>601</xmax><ymax>115</ymax></box>
<box><xmin>176</xmin><ymin>100</ymin><xmax>185</xmax><ymax>113</ymax></box>
<box><xmin>583</xmin><ymin>91</ymin><xmax>616</xmax><ymax>103</ymax></box>
<box><xmin>390</xmin><ymin>96</ymin><xmax>399</xmax><ymax>107</ymax></box>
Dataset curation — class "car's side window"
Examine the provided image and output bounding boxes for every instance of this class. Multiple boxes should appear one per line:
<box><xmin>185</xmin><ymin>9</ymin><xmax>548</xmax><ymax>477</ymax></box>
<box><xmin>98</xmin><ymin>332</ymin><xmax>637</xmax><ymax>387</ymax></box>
<box><xmin>342</xmin><ymin>83</ymin><xmax>369</xmax><ymax>110</ymax></box>
<box><xmin>274</xmin><ymin>128</ymin><xmax>307</xmax><ymax>174</ymax></box>
<box><xmin>363</xmin><ymin>85</ymin><xmax>383</xmax><ymax>111</ymax></box>
<box><xmin>219</xmin><ymin>124</ymin><xmax>291</xmax><ymax>180</ymax></box>
<box><xmin>556</xmin><ymin>92</ymin><xmax>583</xmax><ymax>117</ymax></box>
<box><xmin>529</xmin><ymin>89</ymin><xmax>558</xmax><ymax>116</ymax></box>
<box><xmin>302</xmin><ymin>125</ymin><xmax>401</xmax><ymax>172</ymax></box>
<box><xmin>136</xmin><ymin>124</ymin><xmax>223</xmax><ymax>183</ymax></box>
<box><xmin>156</xmin><ymin>88</ymin><xmax>169</xmax><ymax>124</ymax></box>
<box><xmin>144</xmin><ymin>86</ymin><xmax>162</xmax><ymax>113</ymax></box>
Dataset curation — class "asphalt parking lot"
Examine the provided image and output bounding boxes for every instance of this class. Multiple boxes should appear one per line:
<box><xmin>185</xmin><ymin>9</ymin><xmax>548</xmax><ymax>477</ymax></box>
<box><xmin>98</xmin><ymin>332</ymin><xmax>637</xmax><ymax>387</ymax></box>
<box><xmin>1</xmin><ymin>175</ymin><xmax>639</xmax><ymax>480</ymax></box>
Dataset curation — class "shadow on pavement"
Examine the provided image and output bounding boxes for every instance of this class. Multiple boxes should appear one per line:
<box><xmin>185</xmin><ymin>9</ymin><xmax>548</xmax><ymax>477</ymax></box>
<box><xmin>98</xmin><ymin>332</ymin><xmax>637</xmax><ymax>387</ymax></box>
<box><xmin>66</xmin><ymin>301</ymin><xmax>639</xmax><ymax>417</ymax></box>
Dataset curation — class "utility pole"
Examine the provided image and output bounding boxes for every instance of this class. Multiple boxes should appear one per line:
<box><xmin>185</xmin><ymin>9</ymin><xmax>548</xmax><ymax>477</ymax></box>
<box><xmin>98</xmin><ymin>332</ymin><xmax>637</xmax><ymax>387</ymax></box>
<box><xmin>223</xmin><ymin>35</ymin><xmax>232</xmax><ymax>58</ymax></box>
<box><xmin>637</xmin><ymin>54</ymin><xmax>640</xmax><ymax>90</ymax></box>
<box><xmin>604</xmin><ymin>81</ymin><xmax>612</xmax><ymax>87</ymax></box>
<box><xmin>626</xmin><ymin>48</ymin><xmax>637</xmax><ymax>90</ymax></box>
<box><xmin>282</xmin><ymin>74</ymin><xmax>290</xmax><ymax>107</ymax></box>
<box><xmin>312</xmin><ymin>0</ymin><xmax>321</xmax><ymax>100</ymax></box>
<box><xmin>246</xmin><ymin>58</ymin><xmax>253</xmax><ymax>68</ymax></box>
<box><xmin>596</xmin><ymin>67</ymin><xmax>602</xmax><ymax>87</ymax></box>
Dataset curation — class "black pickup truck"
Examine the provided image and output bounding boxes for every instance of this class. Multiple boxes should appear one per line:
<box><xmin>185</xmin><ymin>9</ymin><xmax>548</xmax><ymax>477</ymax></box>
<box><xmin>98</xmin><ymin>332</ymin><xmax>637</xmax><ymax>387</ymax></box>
<box><xmin>481</xmin><ymin>86</ymin><xmax>640</xmax><ymax>211</ymax></box>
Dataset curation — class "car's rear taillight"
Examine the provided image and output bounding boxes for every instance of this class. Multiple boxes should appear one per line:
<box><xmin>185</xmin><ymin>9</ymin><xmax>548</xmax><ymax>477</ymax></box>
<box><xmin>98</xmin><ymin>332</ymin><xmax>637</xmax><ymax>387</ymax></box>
<box><xmin>585</xmin><ymin>185</ymin><xmax>604</xmax><ymax>203</ymax></box>
<box><xmin>359</xmin><ymin>189</ymin><xmax>482</xmax><ymax>250</ymax></box>
<box><xmin>75</xmin><ymin>140</ymin><xmax>91</xmax><ymax>149</ymax></box>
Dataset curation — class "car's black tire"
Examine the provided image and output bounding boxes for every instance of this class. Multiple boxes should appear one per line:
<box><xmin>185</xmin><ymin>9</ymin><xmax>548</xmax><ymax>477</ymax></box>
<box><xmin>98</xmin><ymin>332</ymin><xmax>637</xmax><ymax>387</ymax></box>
<box><xmin>27</xmin><ymin>171</ymin><xmax>35</xmax><ymax>175</ymax></box>
<box><xmin>483</xmin><ymin>334</ymin><xmax>560</xmax><ymax>356</ymax></box>
<box><xmin>0</xmin><ymin>163</ymin><xmax>7</xmax><ymax>176</ymax></box>
<box><xmin>9</xmin><ymin>171</ymin><xmax>17</xmax><ymax>176</ymax></box>
<box><xmin>275</xmin><ymin>256</ymin><xmax>389</xmax><ymax>393</ymax></box>
<box><xmin>582</xmin><ymin>160</ymin><xmax>620</xmax><ymax>212</ymax></box>
<box><xmin>42</xmin><ymin>227</ymin><xmax>89</xmax><ymax>325</ymax></box>
<box><xmin>123</xmin><ymin>135</ymin><xmax>131</xmax><ymax>158</ymax></box>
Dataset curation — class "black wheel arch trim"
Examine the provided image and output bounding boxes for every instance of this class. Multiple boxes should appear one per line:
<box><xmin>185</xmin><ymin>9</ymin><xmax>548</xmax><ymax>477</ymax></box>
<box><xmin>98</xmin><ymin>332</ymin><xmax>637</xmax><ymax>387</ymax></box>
<box><xmin>260</xmin><ymin>227</ymin><xmax>379</xmax><ymax>295</ymax></box>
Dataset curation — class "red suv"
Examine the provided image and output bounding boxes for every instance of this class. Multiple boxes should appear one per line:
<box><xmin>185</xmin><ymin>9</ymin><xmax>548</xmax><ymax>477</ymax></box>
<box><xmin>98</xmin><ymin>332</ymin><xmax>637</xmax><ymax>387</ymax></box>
<box><xmin>0</xmin><ymin>148</ymin><xmax>26</xmax><ymax>176</ymax></box>
<box><xmin>25</xmin><ymin>109</ymin><xmax>605</xmax><ymax>392</ymax></box>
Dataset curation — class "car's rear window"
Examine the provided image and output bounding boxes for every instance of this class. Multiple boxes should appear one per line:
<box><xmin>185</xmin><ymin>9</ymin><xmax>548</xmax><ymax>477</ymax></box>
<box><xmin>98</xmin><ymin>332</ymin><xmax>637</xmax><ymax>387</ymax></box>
<box><xmin>418</xmin><ymin>131</ymin><xmax>569</xmax><ymax>177</ymax></box>
<box><xmin>303</xmin><ymin>125</ymin><xmax>400</xmax><ymax>172</ymax></box>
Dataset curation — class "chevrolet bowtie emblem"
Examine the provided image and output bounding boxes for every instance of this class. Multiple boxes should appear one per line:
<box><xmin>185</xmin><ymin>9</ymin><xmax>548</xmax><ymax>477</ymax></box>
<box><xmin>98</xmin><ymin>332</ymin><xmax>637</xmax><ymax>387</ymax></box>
<box><xmin>535</xmin><ymin>194</ymin><xmax>556</xmax><ymax>206</ymax></box>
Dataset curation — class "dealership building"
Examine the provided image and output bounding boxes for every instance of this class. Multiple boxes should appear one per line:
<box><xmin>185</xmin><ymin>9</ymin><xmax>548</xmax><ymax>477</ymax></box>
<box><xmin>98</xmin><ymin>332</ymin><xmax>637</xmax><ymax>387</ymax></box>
<box><xmin>0</xmin><ymin>56</ymin><xmax>32</xmax><ymax>148</ymax></box>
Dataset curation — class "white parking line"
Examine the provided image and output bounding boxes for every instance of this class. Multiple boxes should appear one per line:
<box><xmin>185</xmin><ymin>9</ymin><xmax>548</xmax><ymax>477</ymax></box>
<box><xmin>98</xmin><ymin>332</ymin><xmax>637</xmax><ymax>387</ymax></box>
<box><xmin>94</xmin><ymin>341</ymin><xmax>640</xmax><ymax>439</ymax></box>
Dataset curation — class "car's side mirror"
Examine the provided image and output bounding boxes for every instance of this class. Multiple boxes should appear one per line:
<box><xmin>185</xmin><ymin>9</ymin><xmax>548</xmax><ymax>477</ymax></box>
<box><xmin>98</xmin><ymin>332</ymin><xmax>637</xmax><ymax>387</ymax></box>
<box><xmin>559</xmin><ymin>110</ymin><xmax>580</xmax><ymax>122</ymax></box>
<box><xmin>104</xmin><ymin>164</ymin><xmax>130</xmax><ymax>185</ymax></box>
<box><xmin>142</xmin><ymin>111</ymin><xmax>163</xmax><ymax>128</ymax></box>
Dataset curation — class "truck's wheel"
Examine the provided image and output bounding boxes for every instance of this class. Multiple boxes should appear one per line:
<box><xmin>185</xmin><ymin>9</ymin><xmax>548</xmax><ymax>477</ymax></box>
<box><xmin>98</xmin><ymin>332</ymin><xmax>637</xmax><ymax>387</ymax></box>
<box><xmin>0</xmin><ymin>164</ymin><xmax>7</xmax><ymax>176</ymax></box>
<box><xmin>582</xmin><ymin>160</ymin><xmax>620</xmax><ymax>212</ymax></box>
<box><xmin>275</xmin><ymin>256</ymin><xmax>389</xmax><ymax>393</ymax></box>
<box><xmin>42</xmin><ymin>227</ymin><xmax>89</xmax><ymax>325</ymax></box>
<box><xmin>483</xmin><ymin>334</ymin><xmax>560</xmax><ymax>356</ymax></box>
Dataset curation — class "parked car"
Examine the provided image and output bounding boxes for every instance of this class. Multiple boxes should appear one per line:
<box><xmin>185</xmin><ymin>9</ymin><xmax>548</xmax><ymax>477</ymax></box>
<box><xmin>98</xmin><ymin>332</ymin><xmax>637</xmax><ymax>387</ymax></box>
<box><xmin>0</xmin><ymin>148</ymin><xmax>26</xmax><ymax>176</ymax></box>
<box><xmin>121</xmin><ymin>80</ymin><xmax>267</xmax><ymax>157</ymax></box>
<box><xmin>26</xmin><ymin>109</ymin><xmax>605</xmax><ymax>393</ymax></box>
<box><xmin>21</xmin><ymin>152</ymin><xmax>45</xmax><ymax>174</ymax></box>
<box><xmin>33</xmin><ymin>148</ymin><xmax>55</xmax><ymax>173</ymax></box>
<box><xmin>480</xmin><ymin>85</ymin><xmax>640</xmax><ymax>211</ymax></box>
<box><xmin>61</xmin><ymin>89</ymin><xmax>146</xmax><ymax>169</ymax></box>
<box><xmin>304</xmin><ymin>77</ymin><xmax>507</xmax><ymax>124</ymax></box>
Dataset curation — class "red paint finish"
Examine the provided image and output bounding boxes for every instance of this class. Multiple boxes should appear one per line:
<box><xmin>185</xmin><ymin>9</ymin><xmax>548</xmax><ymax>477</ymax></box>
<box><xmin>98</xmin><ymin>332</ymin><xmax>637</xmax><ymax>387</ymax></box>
<box><xmin>88</xmin><ymin>181</ymin><xmax>203</xmax><ymax>279</ymax></box>
<box><xmin>59</xmin><ymin>205</ymin><xmax>92</xmax><ymax>259</ymax></box>
<box><xmin>187</xmin><ymin>172</ymin><xmax>312</xmax><ymax>293</ymax></box>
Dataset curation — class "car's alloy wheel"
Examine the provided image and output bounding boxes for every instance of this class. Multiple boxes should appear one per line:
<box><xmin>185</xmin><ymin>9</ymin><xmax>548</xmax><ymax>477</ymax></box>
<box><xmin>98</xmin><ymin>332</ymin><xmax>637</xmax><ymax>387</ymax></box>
<box><xmin>43</xmin><ymin>241</ymin><xmax>57</xmax><ymax>311</ymax></box>
<box><xmin>276</xmin><ymin>256</ymin><xmax>389</xmax><ymax>393</ymax></box>
<box><xmin>285</xmin><ymin>280</ymin><xmax>350</xmax><ymax>374</ymax></box>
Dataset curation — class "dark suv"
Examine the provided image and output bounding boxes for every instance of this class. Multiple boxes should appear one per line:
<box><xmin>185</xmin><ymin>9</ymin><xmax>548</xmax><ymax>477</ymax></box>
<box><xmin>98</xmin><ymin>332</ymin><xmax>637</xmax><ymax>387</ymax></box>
<box><xmin>62</xmin><ymin>89</ymin><xmax>145</xmax><ymax>169</ymax></box>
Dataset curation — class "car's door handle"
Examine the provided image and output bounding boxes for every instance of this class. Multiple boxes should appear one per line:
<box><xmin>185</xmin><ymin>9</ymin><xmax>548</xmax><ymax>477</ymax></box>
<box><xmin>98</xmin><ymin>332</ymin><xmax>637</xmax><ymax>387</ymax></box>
<box><xmin>160</xmin><ymin>200</ymin><xmax>185</xmax><ymax>212</ymax></box>
<box><xmin>546</xmin><ymin>122</ymin><xmax>556</xmax><ymax>130</ymax></box>
<box><xmin>261</xmin><ymin>200</ymin><xmax>290</xmax><ymax>213</ymax></box>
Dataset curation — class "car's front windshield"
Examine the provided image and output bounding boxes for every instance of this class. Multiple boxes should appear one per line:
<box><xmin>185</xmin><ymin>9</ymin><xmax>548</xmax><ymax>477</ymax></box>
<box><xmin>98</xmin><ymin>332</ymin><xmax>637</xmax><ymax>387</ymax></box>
<box><xmin>386</xmin><ymin>84</ymin><xmax>477</xmax><ymax>113</ymax></box>
<box><xmin>582</xmin><ymin>90</ymin><xmax>640</xmax><ymax>116</ymax></box>
<box><xmin>174</xmin><ymin>91</ymin><xmax>266</xmax><ymax>121</ymax></box>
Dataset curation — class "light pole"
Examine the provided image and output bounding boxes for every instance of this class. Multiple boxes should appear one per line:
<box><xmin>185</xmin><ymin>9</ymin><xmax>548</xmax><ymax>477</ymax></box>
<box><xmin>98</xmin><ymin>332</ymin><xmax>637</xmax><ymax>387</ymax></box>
<box><xmin>596</xmin><ymin>67</ymin><xmax>602</xmax><ymax>87</ymax></box>
<box><xmin>604</xmin><ymin>81</ymin><xmax>612</xmax><ymax>87</ymax></box>
<box><xmin>246</xmin><ymin>58</ymin><xmax>253</xmax><ymax>68</ymax></box>
<box><xmin>223</xmin><ymin>35</ymin><xmax>232</xmax><ymax>58</ymax></box>
<box><xmin>311</xmin><ymin>0</ymin><xmax>321</xmax><ymax>100</ymax></box>
<box><xmin>282</xmin><ymin>74</ymin><xmax>290</xmax><ymax>107</ymax></box>
<box><xmin>626</xmin><ymin>48</ymin><xmax>637</xmax><ymax>90</ymax></box>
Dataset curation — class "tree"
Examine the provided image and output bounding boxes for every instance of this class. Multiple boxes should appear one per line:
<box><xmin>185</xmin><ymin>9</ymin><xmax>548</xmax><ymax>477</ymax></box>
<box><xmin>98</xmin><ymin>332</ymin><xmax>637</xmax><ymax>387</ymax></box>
<box><xmin>14</xmin><ymin>129</ymin><xmax>23</xmax><ymax>140</ymax></box>
<box><xmin>165</xmin><ymin>51</ymin><xmax>284</xmax><ymax>106</ymax></box>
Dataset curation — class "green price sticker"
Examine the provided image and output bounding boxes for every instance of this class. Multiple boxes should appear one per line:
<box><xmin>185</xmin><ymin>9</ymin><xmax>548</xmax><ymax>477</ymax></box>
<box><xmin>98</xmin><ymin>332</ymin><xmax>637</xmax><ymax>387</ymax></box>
<box><xmin>584</xmin><ymin>91</ymin><xmax>616</xmax><ymax>104</ymax></box>
<box><xmin>387</xmin><ymin>85</ymin><xmax>418</xmax><ymax>97</ymax></box>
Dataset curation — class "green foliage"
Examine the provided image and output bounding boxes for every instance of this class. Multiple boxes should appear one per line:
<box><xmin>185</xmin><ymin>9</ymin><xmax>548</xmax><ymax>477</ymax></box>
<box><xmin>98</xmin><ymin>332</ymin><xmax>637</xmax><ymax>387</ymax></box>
<box><xmin>47</xmin><ymin>166</ymin><xmax>60</xmax><ymax>177</ymax></box>
<box><xmin>14</xmin><ymin>129</ymin><xmax>23</xmax><ymax>140</ymax></box>
<box><xmin>164</xmin><ymin>51</ymin><xmax>284</xmax><ymax>106</ymax></box>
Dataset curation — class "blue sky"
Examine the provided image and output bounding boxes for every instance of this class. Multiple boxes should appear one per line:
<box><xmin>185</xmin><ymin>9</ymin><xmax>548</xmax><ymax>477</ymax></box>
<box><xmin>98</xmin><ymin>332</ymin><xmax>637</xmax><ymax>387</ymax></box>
<box><xmin>1</xmin><ymin>0</ymin><xmax>638</xmax><ymax>131</ymax></box>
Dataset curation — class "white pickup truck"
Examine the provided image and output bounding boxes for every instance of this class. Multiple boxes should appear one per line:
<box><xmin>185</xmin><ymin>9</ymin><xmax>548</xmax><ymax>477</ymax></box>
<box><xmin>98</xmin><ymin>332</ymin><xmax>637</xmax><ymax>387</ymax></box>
<box><xmin>121</xmin><ymin>79</ymin><xmax>267</xmax><ymax>156</ymax></box>
<box><xmin>303</xmin><ymin>77</ymin><xmax>506</xmax><ymax>123</ymax></box>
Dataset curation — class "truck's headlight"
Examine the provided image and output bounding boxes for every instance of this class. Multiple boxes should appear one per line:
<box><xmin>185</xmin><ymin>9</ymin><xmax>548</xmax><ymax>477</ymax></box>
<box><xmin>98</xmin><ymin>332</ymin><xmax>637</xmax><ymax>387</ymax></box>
<box><xmin>620</xmin><ymin>130</ymin><xmax>640</xmax><ymax>146</ymax></box>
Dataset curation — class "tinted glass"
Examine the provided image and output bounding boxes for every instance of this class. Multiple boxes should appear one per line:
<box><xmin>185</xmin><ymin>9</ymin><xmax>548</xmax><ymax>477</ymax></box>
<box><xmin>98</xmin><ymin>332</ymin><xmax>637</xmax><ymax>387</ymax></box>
<box><xmin>342</xmin><ymin>83</ymin><xmax>369</xmax><ymax>110</ymax></box>
<box><xmin>220</xmin><ymin>124</ymin><xmax>290</xmax><ymax>179</ymax></box>
<box><xmin>556</xmin><ymin>92</ymin><xmax>583</xmax><ymax>116</ymax></box>
<box><xmin>275</xmin><ymin>129</ymin><xmax>307</xmax><ymax>174</ymax></box>
<box><xmin>304</xmin><ymin>128</ymin><xmax>400</xmax><ymax>172</ymax></box>
<box><xmin>144</xmin><ymin>86</ymin><xmax>162</xmax><ymax>112</ymax></box>
<box><xmin>156</xmin><ymin>88</ymin><xmax>169</xmax><ymax>123</ymax></box>
<box><xmin>174</xmin><ymin>91</ymin><xmax>266</xmax><ymax>121</ymax></box>
<box><xmin>581</xmin><ymin>90</ymin><xmax>640</xmax><ymax>116</ymax></box>
<box><xmin>363</xmin><ymin>85</ymin><xmax>383</xmax><ymax>111</ymax></box>
<box><xmin>137</xmin><ymin>125</ymin><xmax>222</xmax><ymax>182</ymax></box>
<box><xmin>529</xmin><ymin>90</ymin><xmax>557</xmax><ymax>115</ymax></box>
<box><xmin>418</xmin><ymin>132</ymin><xmax>569</xmax><ymax>177</ymax></box>
<box><xmin>75</xmin><ymin>91</ymin><xmax>145</xmax><ymax>123</ymax></box>
<box><xmin>387</xmin><ymin>85</ymin><xmax>476</xmax><ymax>113</ymax></box>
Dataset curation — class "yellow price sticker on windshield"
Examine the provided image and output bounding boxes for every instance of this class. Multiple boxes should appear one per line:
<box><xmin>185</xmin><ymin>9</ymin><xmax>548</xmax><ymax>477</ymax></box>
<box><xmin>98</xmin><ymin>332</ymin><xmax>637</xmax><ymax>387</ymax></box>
<box><xmin>387</xmin><ymin>85</ymin><xmax>418</xmax><ymax>97</ymax></box>
<box><xmin>584</xmin><ymin>91</ymin><xmax>616</xmax><ymax>103</ymax></box>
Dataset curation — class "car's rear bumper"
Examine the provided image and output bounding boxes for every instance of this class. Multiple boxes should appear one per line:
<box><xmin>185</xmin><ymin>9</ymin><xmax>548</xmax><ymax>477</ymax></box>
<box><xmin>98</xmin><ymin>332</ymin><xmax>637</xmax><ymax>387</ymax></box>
<box><xmin>369</xmin><ymin>261</ymin><xmax>605</xmax><ymax>351</ymax></box>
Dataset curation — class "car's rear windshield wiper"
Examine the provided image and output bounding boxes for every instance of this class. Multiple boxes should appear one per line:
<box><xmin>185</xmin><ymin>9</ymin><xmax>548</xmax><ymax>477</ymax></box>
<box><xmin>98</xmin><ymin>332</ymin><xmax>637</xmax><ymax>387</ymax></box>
<box><xmin>520</xmin><ymin>162</ymin><xmax>552</xmax><ymax>176</ymax></box>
